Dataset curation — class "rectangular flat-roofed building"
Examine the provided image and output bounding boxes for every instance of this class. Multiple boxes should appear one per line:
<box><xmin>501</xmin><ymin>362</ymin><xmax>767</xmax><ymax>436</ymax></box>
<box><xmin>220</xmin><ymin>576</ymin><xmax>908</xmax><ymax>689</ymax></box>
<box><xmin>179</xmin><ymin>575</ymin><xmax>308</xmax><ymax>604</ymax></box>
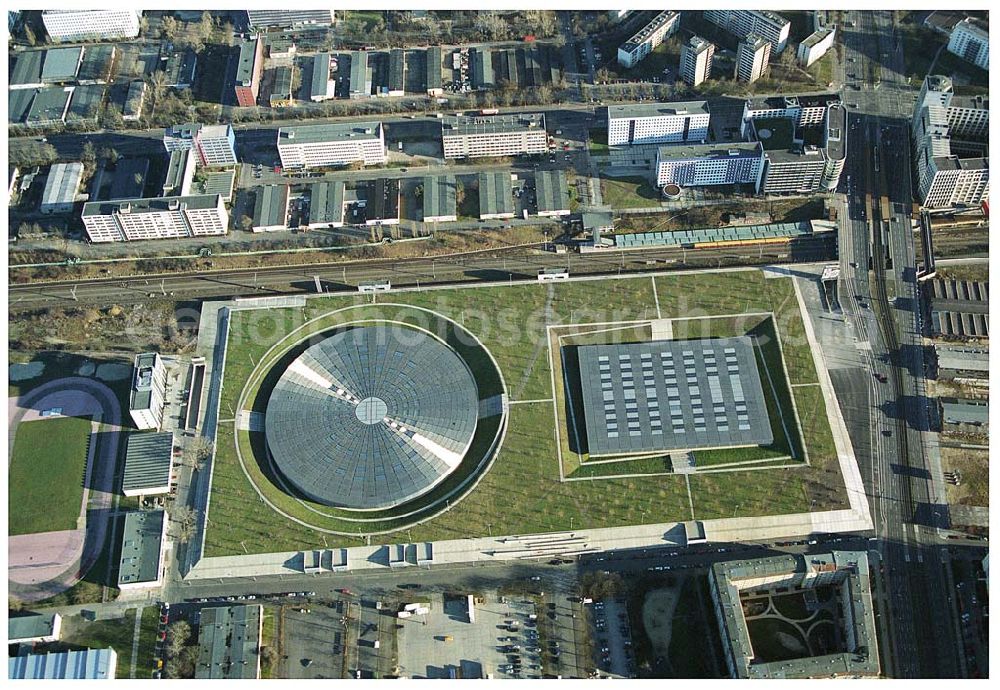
<box><xmin>117</xmin><ymin>509</ymin><xmax>167</xmax><ymax>590</ymax></box>
<box><xmin>234</xmin><ymin>38</ymin><xmax>264</xmax><ymax>107</ymax></box>
<box><xmin>422</xmin><ymin>175</ymin><xmax>458</xmax><ymax>223</ymax></box>
<box><xmin>83</xmin><ymin>194</ymin><xmax>228</xmax><ymax>243</ymax></box>
<box><xmin>162</xmin><ymin>148</ymin><xmax>196</xmax><ymax>198</ymax></box>
<box><xmin>941</xmin><ymin>400</ymin><xmax>988</xmax><ymax>426</ymax></box>
<box><xmin>277</xmin><ymin>122</ymin><xmax>387</xmax><ymax>169</ymax></box>
<box><xmin>9</xmin><ymin>648</ymin><xmax>117</xmax><ymax>680</ymax></box>
<box><xmin>471</xmin><ymin>48</ymin><xmax>495</xmax><ymax>89</ymax></box>
<box><xmin>442</xmin><ymin>113</ymin><xmax>547</xmax><ymax>159</ymax></box>
<box><xmin>8</xmin><ymin>613</ymin><xmax>62</xmax><ymax>644</ymax></box>
<box><xmin>680</xmin><ymin>36</ymin><xmax>715</xmax><ymax>87</ymax></box>
<box><xmin>654</xmin><ymin>142</ymin><xmax>765</xmax><ymax>190</ymax></box>
<box><xmin>478</xmin><ymin>171</ymin><xmax>515</xmax><ymax>220</ymax></box>
<box><xmin>122</xmin><ymin>431</ymin><xmax>174</xmax><ymax>497</ymax></box>
<box><xmin>9</xmin><ymin>50</ymin><xmax>46</xmax><ymax>90</ymax></box>
<box><xmin>77</xmin><ymin>44</ymin><xmax>116</xmax><ymax>84</ymax></box>
<box><xmin>129</xmin><ymin>352</ymin><xmax>166</xmax><ymax>430</ymax></box>
<box><xmin>426</xmin><ymin>46</ymin><xmax>443</xmax><ymax>96</ymax></box>
<box><xmin>387</xmin><ymin>49</ymin><xmax>405</xmax><ymax>96</ymax></box>
<box><xmin>798</xmin><ymin>26</ymin><xmax>837</xmax><ymax>68</ymax></box>
<box><xmin>617</xmin><ymin>10</ymin><xmax>680</xmax><ymax>68</ymax></box>
<box><xmin>947</xmin><ymin>18</ymin><xmax>989</xmax><ymax>70</ymax></box>
<box><xmin>163</xmin><ymin>123</ymin><xmax>237</xmax><ymax>167</ymax></box>
<box><xmin>66</xmin><ymin>83</ymin><xmax>105</xmax><ymax>124</ymax></box>
<box><xmin>349</xmin><ymin>51</ymin><xmax>370</xmax><ymax>99</ymax></box>
<box><xmin>40</xmin><ymin>46</ymin><xmax>84</xmax><ymax>83</ymax></box>
<box><xmin>270</xmin><ymin>66</ymin><xmax>294</xmax><ymax>107</ymax></box>
<box><xmin>40</xmin><ymin>162</ymin><xmax>84</xmax><ymax>214</ymax></box>
<box><xmin>535</xmin><ymin>170</ymin><xmax>571</xmax><ymax>216</ymax></box>
<box><xmin>577</xmin><ymin>336</ymin><xmax>773</xmax><ymax>457</ymax></box>
<box><xmin>252</xmin><ymin>184</ymin><xmax>290</xmax><ymax>232</ymax></box>
<box><xmin>246</xmin><ymin>10</ymin><xmax>334</xmax><ymax>29</ymax></box>
<box><xmin>607</xmin><ymin>101</ymin><xmax>710</xmax><ymax>146</ymax></box>
<box><xmin>42</xmin><ymin>9</ymin><xmax>141</xmax><ymax>42</ymax></box>
<box><xmin>161</xmin><ymin>49</ymin><xmax>198</xmax><ymax>90</ymax></box>
<box><xmin>195</xmin><ymin>605</ymin><xmax>263</xmax><ymax>679</ymax></box>
<box><xmin>11</xmin><ymin>87</ymin><xmax>74</xmax><ymax>128</ymax></box>
<box><xmin>122</xmin><ymin>80</ymin><xmax>147</xmax><ymax>121</ymax></box>
<box><xmin>704</xmin><ymin>9</ymin><xmax>791</xmax><ymax>53</ymax></box>
<box><xmin>307</xmin><ymin>181</ymin><xmax>345</xmax><ymax>228</ymax></box>
<box><xmin>363</xmin><ymin>178</ymin><xmax>400</xmax><ymax>226</ymax></box>
<box><xmin>309</xmin><ymin>53</ymin><xmax>337</xmax><ymax>102</ymax></box>
<box><xmin>736</xmin><ymin>35</ymin><xmax>771</xmax><ymax>83</ymax></box>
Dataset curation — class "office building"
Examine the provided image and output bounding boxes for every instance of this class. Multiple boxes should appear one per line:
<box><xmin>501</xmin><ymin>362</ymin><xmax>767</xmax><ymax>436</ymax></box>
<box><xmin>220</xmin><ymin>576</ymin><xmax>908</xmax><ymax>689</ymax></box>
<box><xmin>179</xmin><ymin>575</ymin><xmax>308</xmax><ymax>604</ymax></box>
<box><xmin>246</xmin><ymin>10</ymin><xmax>334</xmax><ymax>29</ymax></box>
<box><xmin>607</xmin><ymin>101</ymin><xmax>710</xmax><ymax>146</ymax></box>
<box><xmin>42</xmin><ymin>9</ymin><xmax>141</xmax><ymax>42</ymax></box>
<box><xmin>307</xmin><ymin>181</ymin><xmax>345</xmax><ymax>228</ymax></box>
<box><xmin>129</xmin><ymin>353</ymin><xmax>166</xmax><ymax>430</ymax></box>
<box><xmin>741</xmin><ymin>93</ymin><xmax>842</xmax><ymax>135</ymax></box>
<box><xmin>122</xmin><ymin>431</ymin><xmax>175</xmax><ymax>497</ymax></box>
<box><xmin>680</xmin><ymin>36</ymin><xmax>715</xmax><ymax>87</ymax></box>
<box><xmin>704</xmin><ymin>9</ymin><xmax>791</xmax><ymax>53</ymax></box>
<box><xmin>422</xmin><ymin>175</ymin><xmax>458</xmax><ymax>223</ymax></box>
<box><xmin>754</xmin><ymin>103</ymin><xmax>846</xmax><ymax>195</ymax></box>
<box><xmin>441</xmin><ymin>113</ymin><xmax>547</xmax><ymax>159</ymax></box>
<box><xmin>195</xmin><ymin>605</ymin><xmax>263</xmax><ymax>679</ymax></box>
<box><xmin>9</xmin><ymin>648</ymin><xmax>117</xmax><ymax>680</ymax></box>
<box><xmin>711</xmin><ymin>552</ymin><xmax>879</xmax><ymax>678</ymax></box>
<box><xmin>162</xmin><ymin>149</ymin><xmax>196</xmax><ymax>197</ymax></box>
<box><xmin>163</xmin><ymin>123</ymin><xmax>238</xmax><ymax>167</ymax></box>
<box><xmin>252</xmin><ymin>184</ymin><xmax>290</xmax><ymax>232</ymax></box>
<box><xmin>736</xmin><ymin>35</ymin><xmax>771</xmax><ymax>83</ymax></box>
<box><xmin>479</xmin><ymin>171</ymin><xmax>515</xmax><ymax>220</ymax></box>
<box><xmin>82</xmin><ymin>195</ymin><xmax>229</xmax><ymax>243</ymax></box>
<box><xmin>617</xmin><ymin>10</ymin><xmax>681</xmax><ymax>68</ymax></box>
<box><xmin>654</xmin><ymin>142</ymin><xmax>765</xmax><ymax>191</ymax></box>
<box><xmin>309</xmin><ymin>53</ymin><xmax>337</xmax><ymax>102</ymax></box>
<box><xmin>234</xmin><ymin>38</ymin><xmax>264</xmax><ymax>107</ymax></box>
<box><xmin>277</xmin><ymin>122</ymin><xmax>387</xmax><ymax>168</ymax></box>
<box><xmin>947</xmin><ymin>18</ymin><xmax>989</xmax><ymax>70</ymax></box>
<box><xmin>798</xmin><ymin>26</ymin><xmax>837</xmax><ymax>67</ymax></box>
<box><xmin>39</xmin><ymin>162</ymin><xmax>84</xmax><ymax>214</ymax></box>
<box><xmin>8</xmin><ymin>613</ymin><xmax>62</xmax><ymax>644</ymax></box>
<box><xmin>535</xmin><ymin>170</ymin><xmax>571</xmax><ymax>217</ymax></box>
<box><xmin>117</xmin><ymin>509</ymin><xmax>167</xmax><ymax>590</ymax></box>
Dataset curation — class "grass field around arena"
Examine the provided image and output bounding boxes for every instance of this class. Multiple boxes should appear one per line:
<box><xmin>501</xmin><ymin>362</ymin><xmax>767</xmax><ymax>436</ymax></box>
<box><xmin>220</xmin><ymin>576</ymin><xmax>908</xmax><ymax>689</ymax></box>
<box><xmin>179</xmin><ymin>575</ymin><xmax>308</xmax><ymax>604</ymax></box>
<box><xmin>9</xmin><ymin>416</ymin><xmax>92</xmax><ymax>535</ymax></box>
<box><xmin>203</xmin><ymin>270</ymin><xmax>849</xmax><ymax>556</ymax></box>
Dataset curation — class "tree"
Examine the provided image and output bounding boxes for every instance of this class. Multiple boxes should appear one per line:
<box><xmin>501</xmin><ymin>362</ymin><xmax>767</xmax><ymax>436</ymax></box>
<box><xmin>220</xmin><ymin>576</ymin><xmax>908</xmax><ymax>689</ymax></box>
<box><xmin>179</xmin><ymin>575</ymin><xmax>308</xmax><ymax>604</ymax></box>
<box><xmin>551</xmin><ymin>33</ymin><xmax>566</xmax><ymax>49</ymax></box>
<box><xmin>166</xmin><ymin>620</ymin><xmax>192</xmax><ymax>657</ymax></box>
<box><xmin>81</xmin><ymin>142</ymin><xmax>96</xmax><ymax>164</ymax></box>
<box><xmin>9</xmin><ymin>595</ymin><xmax>24</xmax><ymax>612</ymax></box>
<box><xmin>161</xmin><ymin>16</ymin><xmax>179</xmax><ymax>42</ymax></box>
<box><xmin>99</xmin><ymin>147</ymin><xmax>120</xmax><ymax>165</ymax></box>
<box><xmin>133</xmin><ymin>172</ymin><xmax>144</xmax><ymax>188</ymax></box>
<box><xmin>239</xmin><ymin>215</ymin><xmax>254</xmax><ymax>231</ymax></box>
<box><xmin>70</xmin><ymin>580</ymin><xmax>103</xmax><ymax>605</ymax></box>
<box><xmin>24</xmin><ymin>25</ymin><xmax>37</xmax><ymax>46</ymax></box>
<box><xmin>183</xmin><ymin>437</ymin><xmax>214</xmax><ymax>470</ymax></box>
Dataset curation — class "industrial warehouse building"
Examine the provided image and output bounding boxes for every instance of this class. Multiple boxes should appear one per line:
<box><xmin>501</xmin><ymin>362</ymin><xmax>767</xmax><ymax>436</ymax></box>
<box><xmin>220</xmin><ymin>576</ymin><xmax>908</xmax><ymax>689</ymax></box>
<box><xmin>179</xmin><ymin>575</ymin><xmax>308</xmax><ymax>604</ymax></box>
<box><xmin>117</xmin><ymin>509</ymin><xmax>168</xmax><ymax>590</ymax></box>
<box><xmin>607</xmin><ymin>101</ymin><xmax>710</xmax><ymax>146</ymax></box>
<box><xmin>710</xmin><ymin>552</ymin><xmax>879</xmax><ymax>678</ymax></box>
<box><xmin>535</xmin><ymin>170</ymin><xmax>571</xmax><ymax>217</ymax></box>
<box><xmin>252</xmin><ymin>184</ymin><xmax>290</xmax><ymax>232</ymax></box>
<box><xmin>234</xmin><ymin>38</ymin><xmax>264</xmax><ymax>107</ymax></box>
<box><xmin>307</xmin><ymin>181</ymin><xmax>345</xmax><ymax>228</ymax></box>
<box><xmin>39</xmin><ymin>162</ymin><xmax>84</xmax><ymax>214</ymax></box>
<box><xmin>422</xmin><ymin>175</ymin><xmax>458</xmax><ymax>223</ymax></box>
<box><xmin>576</xmin><ymin>336</ymin><xmax>773</xmax><ymax>457</ymax></box>
<box><xmin>9</xmin><ymin>648</ymin><xmax>117</xmax><ymax>680</ymax></box>
<box><xmin>195</xmin><ymin>605</ymin><xmax>264</xmax><ymax>679</ymax></box>
<box><xmin>129</xmin><ymin>352</ymin><xmax>166</xmax><ymax>431</ymax></box>
<box><xmin>441</xmin><ymin>113</ymin><xmax>548</xmax><ymax>159</ymax></box>
<box><xmin>8</xmin><ymin>614</ymin><xmax>62</xmax><ymax>645</ymax></box>
<box><xmin>122</xmin><ymin>431</ymin><xmax>175</xmax><ymax>497</ymax></box>
<box><xmin>478</xmin><ymin>171</ymin><xmax>515</xmax><ymax>220</ymax></box>
<box><xmin>277</xmin><ymin>122</ymin><xmax>387</xmax><ymax>168</ymax></box>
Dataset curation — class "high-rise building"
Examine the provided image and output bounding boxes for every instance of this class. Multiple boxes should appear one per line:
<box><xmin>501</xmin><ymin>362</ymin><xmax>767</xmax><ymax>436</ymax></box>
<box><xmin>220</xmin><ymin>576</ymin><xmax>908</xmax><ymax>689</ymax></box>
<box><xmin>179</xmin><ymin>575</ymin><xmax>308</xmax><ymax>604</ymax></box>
<box><xmin>441</xmin><ymin>113</ymin><xmax>548</xmax><ymax>159</ymax></box>
<box><xmin>607</xmin><ymin>101</ymin><xmax>710</xmax><ymax>146</ymax></box>
<box><xmin>947</xmin><ymin>18</ymin><xmax>989</xmax><ymax>70</ymax></box>
<box><xmin>752</xmin><ymin>102</ymin><xmax>846</xmax><ymax>195</ymax></box>
<box><xmin>654</xmin><ymin>142</ymin><xmax>765</xmax><ymax>191</ymax></box>
<box><xmin>735</xmin><ymin>35</ymin><xmax>771</xmax><ymax>83</ymax></box>
<box><xmin>679</xmin><ymin>36</ymin><xmax>715</xmax><ymax>87</ymax></box>
<box><xmin>163</xmin><ymin>123</ymin><xmax>238</xmax><ymax>167</ymax></box>
<box><xmin>129</xmin><ymin>353</ymin><xmax>166</xmax><ymax>430</ymax></box>
<box><xmin>703</xmin><ymin>9</ymin><xmax>791</xmax><ymax>53</ymax></box>
<box><xmin>617</xmin><ymin>11</ymin><xmax>681</xmax><ymax>68</ymax></box>
<box><xmin>82</xmin><ymin>195</ymin><xmax>229</xmax><ymax>243</ymax></box>
<box><xmin>277</xmin><ymin>122</ymin><xmax>387</xmax><ymax>168</ymax></box>
<box><xmin>42</xmin><ymin>9</ymin><xmax>141</xmax><ymax>42</ymax></box>
<box><xmin>234</xmin><ymin>38</ymin><xmax>264</xmax><ymax>107</ymax></box>
<box><xmin>797</xmin><ymin>26</ymin><xmax>837</xmax><ymax>67</ymax></box>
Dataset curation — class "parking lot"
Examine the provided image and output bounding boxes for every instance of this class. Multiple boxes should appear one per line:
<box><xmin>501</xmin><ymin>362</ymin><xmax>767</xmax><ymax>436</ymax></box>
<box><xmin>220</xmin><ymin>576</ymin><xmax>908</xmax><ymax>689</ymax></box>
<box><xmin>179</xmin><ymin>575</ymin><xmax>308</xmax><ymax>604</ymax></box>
<box><xmin>589</xmin><ymin>598</ymin><xmax>635</xmax><ymax>678</ymax></box>
<box><xmin>283</xmin><ymin>602</ymin><xmax>349</xmax><ymax>679</ymax></box>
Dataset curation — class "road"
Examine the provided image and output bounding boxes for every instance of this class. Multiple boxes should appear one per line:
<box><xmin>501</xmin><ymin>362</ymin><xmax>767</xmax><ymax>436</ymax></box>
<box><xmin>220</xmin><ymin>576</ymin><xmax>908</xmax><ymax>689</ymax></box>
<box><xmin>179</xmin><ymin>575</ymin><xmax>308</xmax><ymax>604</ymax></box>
<box><xmin>838</xmin><ymin>9</ymin><xmax>962</xmax><ymax>678</ymax></box>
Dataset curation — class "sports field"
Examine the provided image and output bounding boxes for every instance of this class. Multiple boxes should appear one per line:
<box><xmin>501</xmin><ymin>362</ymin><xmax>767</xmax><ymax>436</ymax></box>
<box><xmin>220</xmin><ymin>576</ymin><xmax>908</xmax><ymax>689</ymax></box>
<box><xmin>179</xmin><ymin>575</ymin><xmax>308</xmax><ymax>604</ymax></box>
<box><xmin>204</xmin><ymin>270</ymin><xmax>849</xmax><ymax>556</ymax></box>
<box><xmin>9</xmin><ymin>416</ymin><xmax>92</xmax><ymax>535</ymax></box>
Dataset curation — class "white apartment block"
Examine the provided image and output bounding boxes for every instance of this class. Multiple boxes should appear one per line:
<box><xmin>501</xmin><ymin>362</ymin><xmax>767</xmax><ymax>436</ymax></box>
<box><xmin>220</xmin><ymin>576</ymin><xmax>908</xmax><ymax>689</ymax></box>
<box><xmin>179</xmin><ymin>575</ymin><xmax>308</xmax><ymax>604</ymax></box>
<box><xmin>163</xmin><ymin>123</ymin><xmax>237</xmax><ymax>167</ymax></box>
<box><xmin>40</xmin><ymin>162</ymin><xmax>84</xmax><ymax>214</ymax></box>
<box><xmin>277</xmin><ymin>123</ymin><xmax>387</xmax><ymax>168</ymax></box>
<box><xmin>655</xmin><ymin>142</ymin><xmax>765</xmax><ymax>192</ymax></box>
<box><xmin>947</xmin><ymin>18</ymin><xmax>989</xmax><ymax>70</ymax></box>
<box><xmin>797</xmin><ymin>26</ymin><xmax>836</xmax><ymax>68</ymax></box>
<box><xmin>129</xmin><ymin>353</ymin><xmax>166</xmax><ymax>430</ymax></box>
<box><xmin>607</xmin><ymin>101</ymin><xmax>710</xmax><ymax>146</ymax></box>
<box><xmin>617</xmin><ymin>11</ymin><xmax>681</xmax><ymax>68</ymax></box>
<box><xmin>82</xmin><ymin>194</ymin><xmax>229</xmax><ymax>243</ymax></box>
<box><xmin>736</xmin><ymin>35</ymin><xmax>771</xmax><ymax>83</ymax></box>
<box><xmin>704</xmin><ymin>9</ymin><xmax>790</xmax><ymax>53</ymax></box>
<box><xmin>42</xmin><ymin>9</ymin><xmax>142</xmax><ymax>42</ymax></box>
<box><xmin>441</xmin><ymin>114</ymin><xmax>548</xmax><ymax>159</ymax></box>
<box><xmin>680</xmin><ymin>36</ymin><xmax>715</xmax><ymax>87</ymax></box>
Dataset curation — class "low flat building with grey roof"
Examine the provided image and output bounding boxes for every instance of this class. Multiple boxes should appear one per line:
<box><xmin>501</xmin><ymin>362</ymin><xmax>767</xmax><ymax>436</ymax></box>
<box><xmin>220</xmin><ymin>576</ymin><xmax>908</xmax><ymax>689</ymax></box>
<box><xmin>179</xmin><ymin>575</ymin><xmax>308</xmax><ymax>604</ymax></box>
<box><xmin>247</xmin><ymin>10</ymin><xmax>334</xmax><ymax>29</ymax></box>
<box><xmin>941</xmin><ymin>400</ymin><xmax>988</xmax><ymax>427</ymax></box>
<box><xmin>195</xmin><ymin>170</ymin><xmax>237</xmax><ymax>203</ymax></box>
<box><xmin>426</xmin><ymin>46</ymin><xmax>443</xmax><ymax>96</ymax></box>
<box><xmin>20</xmin><ymin>87</ymin><xmax>74</xmax><ymax>128</ymax></box>
<box><xmin>362</xmin><ymin>178</ymin><xmax>400</xmax><ymax>226</ymax></box>
<box><xmin>309</xmin><ymin>53</ymin><xmax>337</xmax><ymax>102</ymax></box>
<box><xmin>162</xmin><ymin>148</ymin><xmax>196</xmax><ymax>197</ymax></box>
<box><xmin>387</xmin><ymin>49</ymin><xmax>405</xmax><ymax>96</ymax></box>
<box><xmin>252</xmin><ymin>184</ymin><xmax>290</xmax><ymax>232</ymax></box>
<box><xmin>535</xmin><ymin>170</ymin><xmax>571</xmax><ymax>216</ymax></box>
<box><xmin>122</xmin><ymin>80</ymin><xmax>147</xmax><ymax>121</ymax></box>
<box><xmin>478</xmin><ymin>171</ymin><xmax>515</xmax><ymax>220</ymax></box>
<box><xmin>710</xmin><ymin>551</ymin><xmax>879</xmax><ymax>678</ymax></box>
<box><xmin>9</xmin><ymin>613</ymin><xmax>62</xmax><ymax>644</ymax></box>
<box><xmin>608</xmin><ymin>101</ymin><xmax>710</xmax><ymax>146</ymax></box>
<box><xmin>576</xmin><ymin>336</ymin><xmax>773</xmax><ymax>458</ymax></box>
<box><xmin>349</xmin><ymin>51</ymin><xmax>370</xmax><ymax>99</ymax></box>
<box><xmin>66</xmin><ymin>83</ymin><xmax>106</xmax><ymax>123</ymax></box>
<box><xmin>83</xmin><ymin>194</ymin><xmax>229</xmax><ymax>243</ymax></box>
<box><xmin>935</xmin><ymin>344</ymin><xmax>988</xmax><ymax>380</ymax></box>
<box><xmin>422</xmin><ymin>175</ymin><xmax>458</xmax><ymax>223</ymax></box>
<box><xmin>40</xmin><ymin>162</ymin><xmax>84</xmax><ymax>214</ymax></box>
<box><xmin>442</xmin><ymin>113</ymin><xmax>547</xmax><ymax>159</ymax></box>
<box><xmin>234</xmin><ymin>37</ymin><xmax>264</xmax><ymax>107</ymax></box>
<box><xmin>277</xmin><ymin>122</ymin><xmax>386</xmax><ymax>168</ymax></box>
<box><xmin>117</xmin><ymin>509</ymin><xmax>167</xmax><ymax>590</ymax></box>
<box><xmin>129</xmin><ymin>352</ymin><xmax>166</xmax><ymax>430</ymax></box>
<box><xmin>655</xmin><ymin>141</ymin><xmax>765</xmax><ymax>191</ymax></box>
<box><xmin>9</xmin><ymin>648</ymin><xmax>117</xmax><ymax>680</ymax></box>
<box><xmin>122</xmin><ymin>431</ymin><xmax>175</xmax><ymax>497</ymax></box>
<box><xmin>9</xmin><ymin>50</ymin><xmax>46</xmax><ymax>90</ymax></box>
<box><xmin>40</xmin><ymin>46</ymin><xmax>84</xmax><ymax>83</ymax></box>
<box><xmin>471</xmin><ymin>48</ymin><xmax>495</xmax><ymax>89</ymax></box>
<box><xmin>269</xmin><ymin>66</ymin><xmax>294</xmax><ymax>107</ymax></box>
<box><xmin>195</xmin><ymin>605</ymin><xmax>263</xmax><ymax>679</ymax></box>
<box><xmin>307</xmin><ymin>181</ymin><xmax>345</xmax><ymax>228</ymax></box>
<box><xmin>161</xmin><ymin>49</ymin><xmax>197</xmax><ymax>90</ymax></box>
<box><xmin>77</xmin><ymin>44</ymin><xmax>116</xmax><ymax>84</ymax></box>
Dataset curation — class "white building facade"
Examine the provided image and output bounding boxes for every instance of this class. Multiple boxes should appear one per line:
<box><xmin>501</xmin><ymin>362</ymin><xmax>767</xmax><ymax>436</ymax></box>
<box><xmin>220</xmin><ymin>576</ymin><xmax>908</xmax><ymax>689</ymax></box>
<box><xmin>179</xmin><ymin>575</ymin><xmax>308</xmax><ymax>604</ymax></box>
<box><xmin>947</xmin><ymin>19</ymin><xmax>989</xmax><ymax>70</ymax></box>
<box><xmin>704</xmin><ymin>9</ymin><xmax>790</xmax><ymax>53</ymax></box>
<box><xmin>736</xmin><ymin>36</ymin><xmax>771</xmax><ymax>83</ymax></box>
<box><xmin>42</xmin><ymin>9</ymin><xmax>142</xmax><ymax>42</ymax></box>
<box><xmin>680</xmin><ymin>36</ymin><xmax>715</xmax><ymax>87</ymax></box>
<box><xmin>129</xmin><ymin>352</ymin><xmax>166</xmax><ymax>431</ymax></box>
<box><xmin>82</xmin><ymin>195</ymin><xmax>229</xmax><ymax>243</ymax></box>
<box><xmin>655</xmin><ymin>143</ymin><xmax>765</xmax><ymax>191</ymax></box>
<box><xmin>39</xmin><ymin>162</ymin><xmax>84</xmax><ymax>214</ymax></box>
<box><xmin>163</xmin><ymin>123</ymin><xmax>238</xmax><ymax>167</ymax></box>
<box><xmin>607</xmin><ymin>102</ymin><xmax>710</xmax><ymax>146</ymax></box>
<box><xmin>797</xmin><ymin>26</ymin><xmax>836</xmax><ymax>67</ymax></box>
<box><xmin>441</xmin><ymin>114</ymin><xmax>548</xmax><ymax>159</ymax></box>
<box><xmin>277</xmin><ymin>123</ymin><xmax>387</xmax><ymax>168</ymax></box>
<box><xmin>616</xmin><ymin>10</ymin><xmax>681</xmax><ymax>68</ymax></box>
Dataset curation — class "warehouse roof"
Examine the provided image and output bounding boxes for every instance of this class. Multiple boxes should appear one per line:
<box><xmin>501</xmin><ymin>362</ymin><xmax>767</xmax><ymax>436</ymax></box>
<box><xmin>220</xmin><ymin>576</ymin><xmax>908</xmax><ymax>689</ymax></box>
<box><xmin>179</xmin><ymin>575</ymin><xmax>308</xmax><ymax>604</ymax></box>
<box><xmin>941</xmin><ymin>400</ymin><xmax>988</xmax><ymax>425</ymax></box>
<box><xmin>65</xmin><ymin>83</ymin><xmax>106</xmax><ymax>122</ymax></box>
<box><xmin>9</xmin><ymin>648</ymin><xmax>116</xmax><ymax>680</ymax></box>
<box><xmin>478</xmin><ymin>171</ymin><xmax>514</xmax><ymax>217</ymax></box>
<box><xmin>162</xmin><ymin>49</ymin><xmax>198</xmax><ymax>88</ymax></box>
<box><xmin>247</xmin><ymin>10</ymin><xmax>333</xmax><ymax>28</ymax></box>
<box><xmin>10</xmin><ymin>50</ymin><xmax>45</xmax><ymax>87</ymax></box>
<box><xmin>40</xmin><ymin>162</ymin><xmax>84</xmax><ymax>209</ymax></box>
<box><xmin>195</xmin><ymin>605</ymin><xmax>263</xmax><ymax>679</ymax></box>
<box><xmin>24</xmin><ymin>87</ymin><xmax>73</xmax><ymax>126</ymax></box>
<box><xmin>442</xmin><ymin>113</ymin><xmax>546</xmax><ymax>136</ymax></box>
<box><xmin>388</xmin><ymin>49</ymin><xmax>405</xmax><ymax>92</ymax></box>
<box><xmin>364</xmin><ymin>178</ymin><xmax>400</xmax><ymax>222</ymax></box>
<box><xmin>422</xmin><ymin>175</ymin><xmax>458</xmax><ymax>221</ymax></box>
<box><xmin>117</xmin><ymin>510</ymin><xmax>166</xmax><ymax>587</ymax></box>
<box><xmin>84</xmin><ymin>194</ymin><xmax>221</xmax><ymax>217</ymax></box>
<box><xmin>253</xmin><ymin>185</ymin><xmax>290</xmax><ymax>229</ymax></box>
<box><xmin>8</xmin><ymin>613</ymin><xmax>60</xmax><ymax>643</ymax></box>
<box><xmin>310</xmin><ymin>53</ymin><xmax>333</xmax><ymax>99</ymax></box>
<box><xmin>123</xmin><ymin>80</ymin><xmax>146</xmax><ymax>118</ymax></box>
<box><xmin>271</xmin><ymin>66</ymin><xmax>293</xmax><ymax>103</ymax></box>
<box><xmin>935</xmin><ymin>345</ymin><xmax>989</xmax><ymax>373</ymax></box>
<box><xmin>309</xmin><ymin>181</ymin><xmax>345</xmax><ymax>225</ymax></box>
<box><xmin>278</xmin><ymin>121</ymin><xmax>383</xmax><ymax>145</ymax></box>
<box><xmin>608</xmin><ymin>100</ymin><xmax>709</xmax><ymax>120</ymax></box>
<box><xmin>77</xmin><ymin>44</ymin><xmax>116</xmax><ymax>83</ymax></box>
<box><xmin>40</xmin><ymin>46</ymin><xmax>83</xmax><ymax>83</ymax></box>
<box><xmin>426</xmin><ymin>46</ymin><xmax>443</xmax><ymax>90</ymax></box>
<box><xmin>535</xmin><ymin>170</ymin><xmax>571</xmax><ymax>214</ymax></box>
<box><xmin>235</xmin><ymin>38</ymin><xmax>260</xmax><ymax>86</ymax></box>
<box><xmin>350</xmin><ymin>51</ymin><xmax>368</xmax><ymax>95</ymax></box>
<box><xmin>122</xmin><ymin>431</ymin><xmax>174</xmax><ymax>495</ymax></box>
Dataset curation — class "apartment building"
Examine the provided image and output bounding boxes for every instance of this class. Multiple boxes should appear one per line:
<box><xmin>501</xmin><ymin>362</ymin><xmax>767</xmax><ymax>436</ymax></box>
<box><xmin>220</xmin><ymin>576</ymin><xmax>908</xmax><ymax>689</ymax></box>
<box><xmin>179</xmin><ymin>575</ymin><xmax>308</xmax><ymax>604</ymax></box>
<box><xmin>82</xmin><ymin>194</ymin><xmax>229</xmax><ymax>243</ymax></box>
<box><xmin>947</xmin><ymin>18</ymin><xmax>989</xmax><ymax>70</ymax></box>
<box><xmin>797</xmin><ymin>26</ymin><xmax>837</xmax><ymax>67</ymax></box>
<box><xmin>234</xmin><ymin>38</ymin><xmax>264</xmax><ymax>107</ymax></box>
<box><xmin>607</xmin><ymin>101</ymin><xmax>710</xmax><ymax>146</ymax></box>
<box><xmin>163</xmin><ymin>123</ymin><xmax>238</xmax><ymax>167</ymax></box>
<box><xmin>617</xmin><ymin>11</ymin><xmax>681</xmax><ymax>68</ymax></box>
<box><xmin>654</xmin><ymin>142</ymin><xmax>765</xmax><ymax>191</ymax></box>
<box><xmin>441</xmin><ymin>113</ymin><xmax>548</xmax><ymax>159</ymax></box>
<box><xmin>42</xmin><ymin>9</ymin><xmax>141</xmax><ymax>42</ymax></box>
<box><xmin>679</xmin><ymin>36</ymin><xmax>715</xmax><ymax>87</ymax></box>
<box><xmin>735</xmin><ymin>35</ymin><xmax>771</xmax><ymax>83</ymax></box>
<box><xmin>39</xmin><ymin>162</ymin><xmax>84</xmax><ymax>214</ymax></box>
<box><xmin>703</xmin><ymin>9</ymin><xmax>791</xmax><ymax>53</ymax></box>
<box><xmin>129</xmin><ymin>353</ymin><xmax>166</xmax><ymax>430</ymax></box>
<box><xmin>276</xmin><ymin>122</ymin><xmax>387</xmax><ymax>168</ymax></box>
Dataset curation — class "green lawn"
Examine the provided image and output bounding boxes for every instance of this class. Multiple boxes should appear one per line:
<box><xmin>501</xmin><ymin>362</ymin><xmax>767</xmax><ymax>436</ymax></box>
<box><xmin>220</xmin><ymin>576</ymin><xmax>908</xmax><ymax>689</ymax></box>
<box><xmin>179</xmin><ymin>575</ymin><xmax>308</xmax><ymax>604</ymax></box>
<box><xmin>588</xmin><ymin>129</ymin><xmax>609</xmax><ymax>154</ymax></box>
<box><xmin>9</xmin><ymin>416</ymin><xmax>92</xmax><ymax>535</ymax></box>
<box><xmin>58</xmin><ymin>609</ymin><xmax>140</xmax><ymax>679</ymax></box>
<box><xmin>600</xmin><ymin>176</ymin><xmax>662</xmax><ymax>209</ymax></box>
